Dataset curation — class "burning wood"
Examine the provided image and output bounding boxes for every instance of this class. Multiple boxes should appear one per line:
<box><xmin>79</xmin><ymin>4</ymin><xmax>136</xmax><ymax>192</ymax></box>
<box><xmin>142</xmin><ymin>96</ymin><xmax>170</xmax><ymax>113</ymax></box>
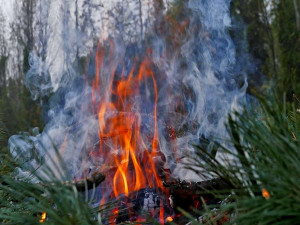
<box><xmin>162</xmin><ymin>178</ymin><xmax>233</xmax><ymax>224</ymax></box>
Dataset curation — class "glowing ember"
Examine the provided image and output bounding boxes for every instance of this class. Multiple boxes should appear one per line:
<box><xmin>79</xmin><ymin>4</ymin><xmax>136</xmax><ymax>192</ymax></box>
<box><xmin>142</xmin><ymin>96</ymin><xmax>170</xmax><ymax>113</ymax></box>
<box><xmin>262</xmin><ymin>188</ymin><xmax>270</xmax><ymax>199</ymax></box>
<box><xmin>40</xmin><ymin>212</ymin><xmax>47</xmax><ymax>223</ymax></box>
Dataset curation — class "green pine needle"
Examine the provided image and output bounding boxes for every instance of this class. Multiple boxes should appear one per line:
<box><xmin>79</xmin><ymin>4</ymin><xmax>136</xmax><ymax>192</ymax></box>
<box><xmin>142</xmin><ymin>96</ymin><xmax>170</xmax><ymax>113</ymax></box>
<box><xmin>184</xmin><ymin>94</ymin><xmax>300</xmax><ymax>225</ymax></box>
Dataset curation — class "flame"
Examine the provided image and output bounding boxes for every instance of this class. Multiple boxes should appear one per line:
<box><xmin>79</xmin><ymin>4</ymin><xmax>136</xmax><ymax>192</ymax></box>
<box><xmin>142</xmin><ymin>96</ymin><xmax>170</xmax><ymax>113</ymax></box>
<box><xmin>166</xmin><ymin>216</ymin><xmax>173</xmax><ymax>222</ymax></box>
<box><xmin>193</xmin><ymin>195</ymin><xmax>200</xmax><ymax>209</ymax></box>
<box><xmin>262</xmin><ymin>188</ymin><xmax>270</xmax><ymax>199</ymax></box>
<box><xmin>160</xmin><ymin>201</ymin><xmax>164</xmax><ymax>224</ymax></box>
<box><xmin>92</xmin><ymin>43</ymin><xmax>165</xmax><ymax>201</ymax></box>
<box><xmin>40</xmin><ymin>212</ymin><xmax>47</xmax><ymax>223</ymax></box>
<box><xmin>109</xmin><ymin>208</ymin><xmax>119</xmax><ymax>225</ymax></box>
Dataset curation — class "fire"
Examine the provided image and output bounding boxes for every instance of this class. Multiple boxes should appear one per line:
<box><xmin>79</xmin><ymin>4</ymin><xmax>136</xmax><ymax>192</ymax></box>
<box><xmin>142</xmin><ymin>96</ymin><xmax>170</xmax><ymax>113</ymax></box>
<box><xmin>39</xmin><ymin>212</ymin><xmax>47</xmax><ymax>223</ymax></box>
<box><xmin>262</xmin><ymin>188</ymin><xmax>270</xmax><ymax>199</ymax></box>
<box><xmin>166</xmin><ymin>216</ymin><xmax>173</xmax><ymax>222</ymax></box>
<box><xmin>92</xmin><ymin>43</ymin><xmax>166</xmax><ymax>203</ymax></box>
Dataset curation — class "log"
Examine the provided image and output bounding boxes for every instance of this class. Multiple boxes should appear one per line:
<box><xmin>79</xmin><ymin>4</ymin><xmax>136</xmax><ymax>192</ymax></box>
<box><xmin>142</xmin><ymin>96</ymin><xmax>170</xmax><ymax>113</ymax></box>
<box><xmin>163</xmin><ymin>178</ymin><xmax>232</xmax><ymax>193</ymax></box>
<box><xmin>72</xmin><ymin>171</ymin><xmax>105</xmax><ymax>192</ymax></box>
<box><xmin>40</xmin><ymin>171</ymin><xmax>105</xmax><ymax>192</ymax></box>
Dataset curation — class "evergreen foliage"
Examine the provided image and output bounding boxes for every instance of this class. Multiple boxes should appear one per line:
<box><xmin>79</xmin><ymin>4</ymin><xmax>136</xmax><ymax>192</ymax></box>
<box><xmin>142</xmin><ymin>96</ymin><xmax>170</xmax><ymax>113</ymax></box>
<box><xmin>230</xmin><ymin>0</ymin><xmax>300</xmax><ymax>99</ymax></box>
<box><xmin>0</xmin><ymin>143</ymin><xmax>112</xmax><ymax>225</ymax></box>
<box><xmin>182</xmin><ymin>94</ymin><xmax>300</xmax><ymax>224</ymax></box>
<box><xmin>273</xmin><ymin>0</ymin><xmax>300</xmax><ymax>99</ymax></box>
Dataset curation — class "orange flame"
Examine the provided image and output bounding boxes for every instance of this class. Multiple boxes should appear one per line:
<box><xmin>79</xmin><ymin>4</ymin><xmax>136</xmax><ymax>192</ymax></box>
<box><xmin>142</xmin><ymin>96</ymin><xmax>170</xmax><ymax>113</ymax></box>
<box><xmin>262</xmin><ymin>188</ymin><xmax>270</xmax><ymax>199</ymax></box>
<box><xmin>92</xmin><ymin>43</ymin><xmax>165</xmax><ymax>201</ymax></box>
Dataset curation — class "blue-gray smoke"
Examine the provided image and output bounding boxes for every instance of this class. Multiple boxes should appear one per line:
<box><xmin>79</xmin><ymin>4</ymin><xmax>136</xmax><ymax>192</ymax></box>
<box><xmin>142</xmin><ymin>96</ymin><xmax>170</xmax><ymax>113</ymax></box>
<box><xmin>9</xmin><ymin>0</ymin><xmax>247</xmax><ymax>182</ymax></box>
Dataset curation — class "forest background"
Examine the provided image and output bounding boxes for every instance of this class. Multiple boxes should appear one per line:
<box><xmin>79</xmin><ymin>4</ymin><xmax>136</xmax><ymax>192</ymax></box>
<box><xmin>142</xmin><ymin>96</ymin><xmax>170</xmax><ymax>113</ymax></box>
<box><xmin>1</xmin><ymin>0</ymin><xmax>300</xmax><ymax>155</ymax></box>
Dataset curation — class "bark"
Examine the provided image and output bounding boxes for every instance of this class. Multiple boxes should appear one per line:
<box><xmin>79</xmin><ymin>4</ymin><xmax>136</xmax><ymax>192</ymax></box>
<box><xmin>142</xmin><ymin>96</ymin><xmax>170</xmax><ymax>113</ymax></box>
<box><xmin>72</xmin><ymin>171</ymin><xmax>105</xmax><ymax>192</ymax></box>
<box><xmin>23</xmin><ymin>0</ymin><xmax>35</xmax><ymax>50</ymax></box>
<box><xmin>163</xmin><ymin>178</ymin><xmax>233</xmax><ymax>192</ymax></box>
<box><xmin>138</xmin><ymin>0</ymin><xmax>143</xmax><ymax>40</ymax></box>
<box><xmin>293</xmin><ymin>0</ymin><xmax>300</xmax><ymax>31</ymax></box>
<box><xmin>258</xmin><ymin>0</ymin><xmax>278</xmax><ymax>75</ymax></box>
<box><xmin>75</xmin><ymin>0</ymin><xmax>79</xmax><ymax>60</ymax></box>
<box><xmin>40</xmin><ymin>171</ymin><xmax>105</xmax><ymax>192</ymax></box>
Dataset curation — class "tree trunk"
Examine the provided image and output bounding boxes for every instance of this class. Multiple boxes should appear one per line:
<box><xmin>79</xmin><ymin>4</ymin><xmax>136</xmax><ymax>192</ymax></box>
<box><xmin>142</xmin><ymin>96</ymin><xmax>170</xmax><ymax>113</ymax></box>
<box><xmin>258</xmin><ymin>0</ymin><xmax>278</xmax><ymax>75</ymax></box>
<box><xmin>292</xmin><ymin>0</ymin><xmax>300</xmax><ymax>31</ymax></box>
<box><xmin>75</xmin><ymin>0</ymin><xmax>79</xmax><ymax>60</ymax></box>
<box><xmin>138</xmin><ymin>0</ymin><xmax>143</xmax><ymax>41</ymax></box>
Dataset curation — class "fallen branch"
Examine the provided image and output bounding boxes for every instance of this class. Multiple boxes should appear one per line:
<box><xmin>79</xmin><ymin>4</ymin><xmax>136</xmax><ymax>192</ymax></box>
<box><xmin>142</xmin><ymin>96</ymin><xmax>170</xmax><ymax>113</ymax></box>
<box><xmin>72</xmin><ymin>171</ymin><xmax>105</xmax><ymax>192</ymax></box>
<box><xmin>163</xmin><ymin>178</ymin><xmax>232</xmax><ymax>193</ymax></box>
<box><xmin>40</xmin><ymin>171</ymin><xmax>105</xmax><ymax>192</ymax></box>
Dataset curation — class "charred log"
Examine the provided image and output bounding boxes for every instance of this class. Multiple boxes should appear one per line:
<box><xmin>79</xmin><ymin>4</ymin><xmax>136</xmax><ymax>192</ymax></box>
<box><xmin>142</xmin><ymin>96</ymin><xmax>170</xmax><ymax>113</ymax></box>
<box><xmin>163</xmin><ymin>178</ymin><xmax>232</xmax><ymax>193</ymax></box>
<box><xmin>163</xmin><ymin>178</ymin><xmax>233</xmax><ymax>223</ymax></box>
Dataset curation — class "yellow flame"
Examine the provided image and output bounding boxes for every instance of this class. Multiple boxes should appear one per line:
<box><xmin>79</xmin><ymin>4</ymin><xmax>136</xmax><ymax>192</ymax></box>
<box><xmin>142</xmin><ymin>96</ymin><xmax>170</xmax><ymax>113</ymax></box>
<box><xmin>40</xmin><ymin>212</ymin><xmax>47</xmax><ymax>223</ymax></box>
<box><xmin>166</xmin><ymin>216</ymin><xmax>173</xmax><ymax>222</ymax></box>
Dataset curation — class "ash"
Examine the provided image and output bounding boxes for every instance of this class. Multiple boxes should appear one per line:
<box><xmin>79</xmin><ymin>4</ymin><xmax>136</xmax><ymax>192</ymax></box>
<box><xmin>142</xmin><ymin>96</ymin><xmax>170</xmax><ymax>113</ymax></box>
<box><xmin>142</xmin><ymin>189</ymin><xmax>161</xmax><ymax>211</ymax></box>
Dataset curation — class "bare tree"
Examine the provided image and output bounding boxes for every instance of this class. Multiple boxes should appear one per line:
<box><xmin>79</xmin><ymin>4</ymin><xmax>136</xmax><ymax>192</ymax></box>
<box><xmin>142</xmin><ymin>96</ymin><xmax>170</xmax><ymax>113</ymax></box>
<box><xmin>35</xmin><ymin>0</ymin><xmax>51</xmax><ymax>61</ymax></box>
<box><xmin>138</xmin><ymin>0</ymin><xmax>143</xmax><ymax>40</ymax></box>
<box><xmin>0</xmin><ymin>9</ymin><xmax>8</xmax><ymax>90</ymax></box>
<box><xmin>258</xmin><ymin>0</ymin><xmax>278</xmax><ymax>75</ymax></box>
<box><xmin>0</xmin><ymin>9</ymin><xmax>7</xmax><ymax>57</ymax></box>
<box><xmin>7</xmin><ymin>0</ymin><xmax>36</xmax><ymax>81</ymax></box>
<box><xmin>292</xmin><ymin>0</ymin><xmax>300</xmax><ymax>31</ymax></box>
<box><xmin>9</xmin><ymin>1</ymin><xmax>25</xmax><ymax>80</ymax></box>
<box><xmin>80</xmin><ymin>0</ymin><xmax>103</xmax><ymax>35</ymax></box>
<box><xmin>21</xmin><ymin>0</ymin><xmax>36</xmax><ymax>51</ymax></box>
<box><xmin>75</xmin><ymin>0</ymin><xmax>80</xmax><ymax>60</ymax></box>
<box><xmin>105</xmin><ymin>0</ymin><xmax>142</xmax><ymax>43</ymax></box>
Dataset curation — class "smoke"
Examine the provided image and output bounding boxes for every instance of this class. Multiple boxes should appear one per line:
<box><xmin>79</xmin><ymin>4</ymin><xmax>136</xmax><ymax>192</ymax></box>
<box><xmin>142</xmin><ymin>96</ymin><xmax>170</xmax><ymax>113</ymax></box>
<box><xmin>9</xmin><ymin>0</ymin><xmax>247</xmax><ymax>185</ymax></box>
<box><xmin>148</xmin><ymin>0</ymin><xmax>247</xmax><ymax>180</ymax></box>
<box><xmin>25</xmin><ymin>52</ymin><xmax>52</xmax><ymax>100</ymax></box>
